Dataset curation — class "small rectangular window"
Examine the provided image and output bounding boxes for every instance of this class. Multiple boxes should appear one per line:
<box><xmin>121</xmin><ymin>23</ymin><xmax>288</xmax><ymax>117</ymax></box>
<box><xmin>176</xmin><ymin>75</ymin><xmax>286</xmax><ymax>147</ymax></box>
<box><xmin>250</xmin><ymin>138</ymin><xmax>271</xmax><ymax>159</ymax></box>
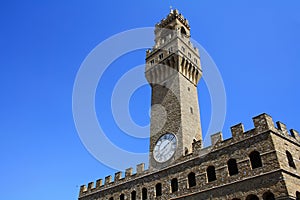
<box><xmin>188</xmin><ymin>52</ymin><xmax>191</xmax><ymax>58</ymax></box>
<box><xmin>159</xmin><ymin>53</ymin><xmax>164</xmax><ymax>60</ymax></box>
<box><xmin>190</xmin><ymin>107</ymin><xmax>193</xmax><ymax>114</ymax></box>
<box><xmin>168</xmin><ymin>47</ymin><xmax>173</xmax><ymax>54</ymax></box>
<box><xmin>194</xmin><ymin>58</ymin><xmax>198</xmax><ymax>64</ymax></box>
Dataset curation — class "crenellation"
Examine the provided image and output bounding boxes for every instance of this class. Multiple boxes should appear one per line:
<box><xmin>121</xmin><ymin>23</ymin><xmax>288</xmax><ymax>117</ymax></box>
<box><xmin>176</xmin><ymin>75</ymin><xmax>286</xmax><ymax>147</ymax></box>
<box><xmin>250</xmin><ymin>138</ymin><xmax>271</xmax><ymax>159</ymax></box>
<box><xmin>211</xmin><ymin>132</ymin><xmax>223</xmax><ymax>146</ymax></box>
<box><xmin>192</xmin><ymin>139</ymin><xmax>202</xmax><ymax>152</ymax></box>
<box><xmin>95</xmin><ymin>179</ymin><xmax>103</xmax><ymax>188</ymax></box>
<box><xmin>125</xmin><ymin>167</ymin><xmax>133</xmax><ymax>177</ymax></box>
<box><xmin>136</xmin><ymin>163</ymin><xmax>145</xmax><ymax>174</ymax></box>
<box><xmin>274</xmin><ymin>121</ymin><xmax>300</xmax><ymax>143</ymax></box>
<box><xmin>78</xmin><ymin>114</ymin><xmax>299</xmax><ymax>196</ymax></box>
<box><xmin>276</xmin><ymin>121</ymin><xmax>289</xmax><ymax>136</ymax></box>
<box><xmin>290</xmin><ymin>129</ymin><xmax>300</xmax><ymax>141</ymax></box>
<box><xmin>80</xmin><ymin>185</ymin><xmax>87</xmax><ymax>195</ymax></box>
<box><xmin>253</xmin><ymin>113</ymin><xmax>276</xmax><ymax>133</ymax></box>
<box><xmin>104</xmin><ymin>175</ymin><xmax>112</xmax><ymax>185</ymax></box>
<box><xmin>79</xmin><ymin>114</ymin><xmax>299</xmax><ymax>199</ymax></box>
<box><xmin>114</xmin><ymin>172</ymin><xmax>122</xmax><ymax>182</ymax></box>
<box><xmin>87</xmin><ymin>182</ymin><xmax>94</xmax><ymax>192</ymax></box>
<box><xmin>79</xmin><ymin>8</ymin><xmax>300</xmax><ymax>200</ymax></box>
<box><xmin>231</xmin><ymin>123</ymin><xmax>245</xmax><ymax>139</ymax></box>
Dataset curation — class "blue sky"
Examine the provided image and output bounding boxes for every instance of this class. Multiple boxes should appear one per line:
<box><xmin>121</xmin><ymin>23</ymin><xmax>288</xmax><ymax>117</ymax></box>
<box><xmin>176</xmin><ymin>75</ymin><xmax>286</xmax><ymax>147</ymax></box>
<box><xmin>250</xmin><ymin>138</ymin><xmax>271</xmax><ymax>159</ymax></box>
<box><xmin>0</xmin><ymin>1</ymin><xmax>300</xmax><ymax>199</ymax></box>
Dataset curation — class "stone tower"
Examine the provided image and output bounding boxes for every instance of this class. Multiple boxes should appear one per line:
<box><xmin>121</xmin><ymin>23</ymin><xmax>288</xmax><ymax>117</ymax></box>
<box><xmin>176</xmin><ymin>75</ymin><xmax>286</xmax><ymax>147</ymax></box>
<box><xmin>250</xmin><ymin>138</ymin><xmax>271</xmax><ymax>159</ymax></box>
<box><xmin>145</xmin><ymin>9</ymin><xmax>203</xmax><ymax>170</ymax></box>
<box><xmin>78</xmin><ymin>9</ymin><xmax>300</xmax><ymax>200</ymax></box>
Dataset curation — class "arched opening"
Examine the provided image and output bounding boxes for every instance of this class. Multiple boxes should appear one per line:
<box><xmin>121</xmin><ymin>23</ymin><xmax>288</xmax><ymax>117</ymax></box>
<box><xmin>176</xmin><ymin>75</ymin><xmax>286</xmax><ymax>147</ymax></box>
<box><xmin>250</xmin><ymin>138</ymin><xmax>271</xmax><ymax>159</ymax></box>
<box><xmin>171</xmin><ymin>178</ymin><xmax>178</xmax><ymax>193</ymax></box>
<box><xmin>109</xmin><ymin>197</ymin><xmax>114</xmax><ymax>200</ymax></box>
<box><xmin>263</xmin><ymin>191</ymin><xmax>275</xmax><ymax>200</ymax></box>
<box><xmin>184</xmin><ymin>147</ymin><xmax>189</xmax><ymax>155</ymax></box>
<box><xmin>296</xmin><ymin>191</ymin><xmax>300</xmax><ymax>200</ymax></box>
<box><xmin>156</xmin><ymin>183</ymin><xmax>162</xmax><ymax>197</ymax></box>
<box><xmin>249</xmin><ymin>151</ymin><xmax>263</xmax><ymax>169</ymax></box>
<box><xmin>207</xmin><ymin>166</ymin><xmax>217</xmax><ymax>182</ymax></box>
<box><xmin>188</xmin><ymin>172</ymin><xmax>196</xmax><ymax>188</ymax></box>
<box><xmin>286</xmin><ymin>150</ymin><xmax>296</xmax><ymax>169</ymax></box>
<box><xmin>131</xmin><ymin>190</ymin><xmax>136</xmax><ymax>200</ymax></box>
<box><xmin>232</xmin><ymin>198</ymin><xmax>241</xmax><ymax>200</ymax></box>
<box><xmin>227</xmin><ymin>159</ymin><xmax>239</xmax><ymax>176</ymax></box>
<box><xmin>142</xmin><ymin>188</ymin><xmax>147</xmax><ymax>200</ymax></box>
<box><xmin>180</xmin><ymin>27</ymin><xmax>187</xmax><ymax>35</ymax></box>
<box><xmin>246</xmin><ymin>194</ymin><xmax>259</xmax><ymax>200</ymax></box>
<box><xmin>120</xmin><ymin>194</ymin><xmax>125</xmax><ymax>200</ymax></box>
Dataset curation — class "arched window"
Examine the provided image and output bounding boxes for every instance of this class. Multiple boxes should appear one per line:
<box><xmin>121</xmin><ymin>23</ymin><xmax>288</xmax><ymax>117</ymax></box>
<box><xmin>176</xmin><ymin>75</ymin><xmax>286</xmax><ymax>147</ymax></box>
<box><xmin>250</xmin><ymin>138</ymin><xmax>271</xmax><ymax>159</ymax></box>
<box><xmin>171</xmin><ymin>178</ymin><xmax>178</xmax><ymax>193</ymax></box>
<box><xmin>263</xmin><ymin>191</ymin><xmax>275</xmax><ymax>200</ymax></box>
<box><xmin>286</xmin><ymin>151</ymin><xmax>296</xmax><ymax>169</ymax></box>
<box><xmin>246</xmin><ymin>194</ymin><xmax>259</xmax><ymax>200</ymax></box>
<box><xmin>120</xmin><ymin>194</ymin><xmax>125</xmax><ymax>200</ymax></box>
<box><xmin>131</xmin><ymin>190</ymin><xmax>136</xmax><ymax>200</ymax></box>
<box><xmin>207</xmin><ymin>166</ymin><xmax>217</xmax><ymax>182</ymax></box>
<box><xmin>188</xmin><ymin>172</ymin><xmax>196</xmax><ymax>188</ymax></box>
<box><xmin>249</xmin><ymin>151</ymin><xmax>263</xmax><ymax>169</ymax></box>
<box><xmin>180</xmin><ymin>27</ymin><xmax>187</xmax><ymax>35</ymax></box>
<box><xmin>156</xmin><ymin>183</ymin><xmax>162</xmax><ymax>197</ymax></box>
<box><xmin>109</xmin><ymin>197</ymin><xmax>114</xmax><ymax>200</ymax></box>
<box><xmin>142</xmin><ymin>188</ymin><xmax>147</xmax><ymax>200</ymax></box>
<box><xmin>227</xmin><ymin>159</ymin><xmax>239</xmax><ymax>176</ymax></box>
<box><xmin>296</xmin><ymin>191</ymin><xmax>300</xmax><ymax>200</ymax></box>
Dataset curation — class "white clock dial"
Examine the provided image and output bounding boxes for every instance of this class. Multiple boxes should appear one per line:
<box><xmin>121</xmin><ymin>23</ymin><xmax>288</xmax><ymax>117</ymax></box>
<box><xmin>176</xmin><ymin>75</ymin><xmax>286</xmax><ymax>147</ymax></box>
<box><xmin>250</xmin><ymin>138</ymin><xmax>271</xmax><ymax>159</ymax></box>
<box><xmin>153</xmin><ymin>133</ymin><xmax>177</xmax><ymax>163</ymax></box>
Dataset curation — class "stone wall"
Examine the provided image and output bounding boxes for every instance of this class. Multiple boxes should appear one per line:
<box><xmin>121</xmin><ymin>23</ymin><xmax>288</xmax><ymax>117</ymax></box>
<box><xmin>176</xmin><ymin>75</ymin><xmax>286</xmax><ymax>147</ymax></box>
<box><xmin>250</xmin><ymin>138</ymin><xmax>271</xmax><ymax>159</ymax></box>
<box><xmin>79</xmin><ymin>114</ymin><xmax>300</xmax><ymax>200</ymax></box>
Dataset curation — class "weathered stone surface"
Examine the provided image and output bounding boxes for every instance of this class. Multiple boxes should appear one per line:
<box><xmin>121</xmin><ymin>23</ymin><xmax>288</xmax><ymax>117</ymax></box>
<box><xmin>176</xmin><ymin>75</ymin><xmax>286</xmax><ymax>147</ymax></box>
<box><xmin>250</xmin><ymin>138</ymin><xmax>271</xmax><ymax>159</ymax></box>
<box><xmin>146</xmin><ymin>8</ymin><xmax>202</xmax><ymax>172</ymax></box>
<box><xmin>78</xmin><ymin>10</ymin><xmax>300</xmax><ymax>200</ymax></box>
<box><xmin>79</xmin><ymin>125</ymin><xmax>300</xmax><ymax>200</ymax></box>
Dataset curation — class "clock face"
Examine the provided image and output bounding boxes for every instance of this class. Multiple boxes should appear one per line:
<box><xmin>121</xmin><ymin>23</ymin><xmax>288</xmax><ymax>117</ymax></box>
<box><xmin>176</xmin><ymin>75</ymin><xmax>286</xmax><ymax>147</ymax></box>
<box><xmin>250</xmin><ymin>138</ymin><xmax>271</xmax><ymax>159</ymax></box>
<box><xmin>153</xmin><ymin>133</ymin><xmax>177</xmax><ymax>163</ymax></box>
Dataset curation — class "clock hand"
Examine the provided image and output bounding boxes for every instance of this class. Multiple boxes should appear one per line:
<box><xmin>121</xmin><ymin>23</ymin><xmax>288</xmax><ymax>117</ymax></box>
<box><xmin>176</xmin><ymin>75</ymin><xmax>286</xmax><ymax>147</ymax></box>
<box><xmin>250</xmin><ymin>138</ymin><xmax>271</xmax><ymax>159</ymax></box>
<box><xmin>161</xmin><ymin>135</ymin><xmax>176</xmax><ymax>152</ymax></box>
<box><xmin>160</xmin><ymin>141</ymin><xmax>171</xmax><ymax>152</ymax></box>
<box><xmin>160</xmin><ymin>140</ymin><xmax>174</xmax><ymax>153</ymax></box>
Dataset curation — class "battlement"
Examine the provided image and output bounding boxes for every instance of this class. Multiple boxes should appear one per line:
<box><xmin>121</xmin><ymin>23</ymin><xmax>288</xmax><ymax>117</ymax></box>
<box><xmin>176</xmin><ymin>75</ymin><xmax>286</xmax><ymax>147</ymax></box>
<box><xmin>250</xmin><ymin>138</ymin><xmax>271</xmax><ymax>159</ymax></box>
<box><xmin>200</xmin><ymin>113</ymin><xmax>300</xmax><ymax>151</ymax></box>
<box><xmin>79</xmin><ymin>162</ymin><xmax>149</xmax><ymax>196</ymax></box>
<box><xmin>156</xmin><ymin>9</ymin><xmax>190</xmax><ymax>30</ymax></box>
<box><xmin>79</xmin><ymin>113</ymin><xmax>299</xmax><ymax>197</ymax></box>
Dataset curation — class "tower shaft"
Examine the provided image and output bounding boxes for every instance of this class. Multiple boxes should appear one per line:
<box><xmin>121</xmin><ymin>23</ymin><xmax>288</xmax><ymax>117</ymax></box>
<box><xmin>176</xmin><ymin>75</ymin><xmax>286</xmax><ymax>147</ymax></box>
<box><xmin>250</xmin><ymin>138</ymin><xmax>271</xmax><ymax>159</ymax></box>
<box><xmin>146</xmin><ymin>9</ymin><xmax>203</xmax><ymax>170</ymax></box>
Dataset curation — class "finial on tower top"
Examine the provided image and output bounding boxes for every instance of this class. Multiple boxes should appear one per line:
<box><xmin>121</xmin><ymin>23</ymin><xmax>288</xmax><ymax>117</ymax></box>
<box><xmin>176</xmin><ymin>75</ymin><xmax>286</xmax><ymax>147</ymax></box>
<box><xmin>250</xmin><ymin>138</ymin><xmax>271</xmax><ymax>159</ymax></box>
<box><xmin>170</xmin><ymin>5</ymin><xmax>173</xmax><ymax>13</ymax></box>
